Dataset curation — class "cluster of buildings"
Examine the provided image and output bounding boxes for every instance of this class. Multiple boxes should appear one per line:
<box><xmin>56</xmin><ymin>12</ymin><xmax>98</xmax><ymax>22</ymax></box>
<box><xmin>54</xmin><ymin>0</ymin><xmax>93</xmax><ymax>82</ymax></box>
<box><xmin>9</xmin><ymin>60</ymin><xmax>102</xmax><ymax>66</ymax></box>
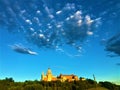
<box><xmin>41</xmin><ymin>68</ymin><xmax>85</xmax><ymax>82</ymax></box>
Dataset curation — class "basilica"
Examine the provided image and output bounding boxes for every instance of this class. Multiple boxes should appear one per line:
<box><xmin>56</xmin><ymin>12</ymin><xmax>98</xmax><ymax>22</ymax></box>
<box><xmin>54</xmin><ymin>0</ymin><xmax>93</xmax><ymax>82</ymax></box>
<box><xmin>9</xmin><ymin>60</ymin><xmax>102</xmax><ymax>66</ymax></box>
<box><xmin>41</xmin><ymin>68</ymin><xmax>79</xmax><ymax>82</ymax></box>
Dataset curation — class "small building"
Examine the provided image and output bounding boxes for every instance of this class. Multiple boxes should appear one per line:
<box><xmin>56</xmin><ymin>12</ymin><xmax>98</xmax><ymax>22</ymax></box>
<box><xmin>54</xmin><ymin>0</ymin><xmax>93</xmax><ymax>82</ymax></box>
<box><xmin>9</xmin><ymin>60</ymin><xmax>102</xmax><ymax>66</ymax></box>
<box><xmin>41</xmin><ymin>68</ymin><xmax>79</xmax><ymax>82</ymax></box>
<box><xmin>57</xmin><ymin>74</ymin><xmax>79</xmax><ymax>82</ymax></box>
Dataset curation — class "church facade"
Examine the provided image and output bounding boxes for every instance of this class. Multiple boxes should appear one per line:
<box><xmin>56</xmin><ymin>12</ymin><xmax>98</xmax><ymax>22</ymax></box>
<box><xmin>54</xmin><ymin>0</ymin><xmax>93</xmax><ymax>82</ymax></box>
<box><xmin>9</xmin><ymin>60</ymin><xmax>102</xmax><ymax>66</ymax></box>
<box><xmin>41</xmin><ymin>68</ymin><xmax>57</xmax><ymax>81</ymax></box>
<box><xmin>41</xmin><ymin>68</ymin><xmax>79</xmax><ymax>82</ymax></box>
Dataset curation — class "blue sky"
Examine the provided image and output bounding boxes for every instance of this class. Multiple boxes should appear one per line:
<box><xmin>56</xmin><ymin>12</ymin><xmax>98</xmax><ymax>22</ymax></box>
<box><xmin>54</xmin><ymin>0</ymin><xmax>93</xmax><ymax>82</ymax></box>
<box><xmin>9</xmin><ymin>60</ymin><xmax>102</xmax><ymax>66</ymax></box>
<box><xmin>0</xmin><ymin>0</ymin><xmax>120</xmax><ymax>85</ymax></box>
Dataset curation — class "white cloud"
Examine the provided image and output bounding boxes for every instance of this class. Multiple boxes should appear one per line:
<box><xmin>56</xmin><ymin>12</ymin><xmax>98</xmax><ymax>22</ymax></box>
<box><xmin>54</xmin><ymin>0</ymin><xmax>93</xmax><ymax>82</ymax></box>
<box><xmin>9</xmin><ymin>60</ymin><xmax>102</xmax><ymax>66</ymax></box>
<box><xmin>94</xmin><ymin>17</ymin><xmax>102</xmax><ymax>27</ymax></box>
<box><xmin>44</xmin><ymin>6</ymin><xmax>54</xmax><ymax>19</ymax></box>
<box><xmin>32</xmin><ymin>32</ymin><xmax>37</xmax><ymax>36</ymax></box>
<box><xmin>47</xmin><ymin>23</ymin><xmax>50</xmax><ymax>26</ymax></box>
<box><xmin>65</xmin><ymin>17</ymin><xmax>70</xmax><ymax>21</ymax></box>
<box><xmin>29</xmin><ymin>28</ymin><xmax>34</xmax><ymax>32</ymax></box>
<box><xmin>56</xmin><ymin>24</ymin><xmax>62</xmax><ymax>28</ymax></box>
<box><xmin>87</xmin><ymin>31</ymin><xmax>93</xmax><ymax>35</ymax></box>
<box><xmin>33</xmin><ymin>17</ymin><xmax>40</xmax><ymax>24</ymax></box>
<box><xmin>75</xmin><ymin>11</ymin><xmax>82</xmax><ymax>15</ymax></box>
<box><xmin>47</xmin><ymin>23</ymin><xmax>52</xmax><ymax>29</ymax></box>
<box><xmin>28</xmin><ymin>50</ymin><xmax>38</xmax><ymax>55</ymax></box>
<box><xmin>70</xmin><ymin>15</ymin><xmax>74</xmax><ymax>19</ymax></box>
<box><xmin>39</xmin><ymin>34</ymin><xmax>45</xmax><ymax>39</ymax></box>
<box><xmin>48</xmin><ymin>25</ymin><xmax>52</xmax><ymax>29</ymax></box>
<box><xmin>56</xmin><ymin>10</ymin><xmax>62</xmax><ymax>15</ymax></box>
<box><xmin>77</xmin><ymin>19</ymin><xmax>82</xmax><ymax>26</ymax></box>
<box><xmin>56</xmin><ymin>48</ymin><xmax>64</xmax><ymax>52</ymax></box>
<box><xmin>45</xmin><ymin>6</ymin><xmax>50</xmax><ymax>14</ymax></box>
<box><xmin>85</xmin><ymin>15</ymin><xmax>94</xmax><ymax>25</ymax></box>
<box><xmin>74</xmin><ymin>10</ymin><xmax>82</xmax><ymax>20</ymax></box>
<box><xmin>46</xmin><ymin>39</ymin><xmax>50</xmax><ymax>42</ymax></box>
<box><xmin>64</xmin><ymin>3</ymin><xmax>75</xmax><ymax>10</ymax></box>
<box><xmin>48</xmin><ymin>14</ymin><xmax>54</xmax><ymax>19</ymax></box>
<box><xmin>20</xmin><ymin>10</ymin><xmax>26</xmax><ymax>14</ymax></box>
<box><xmin>36</xmin><ymin>10</ymin><xmax>41</xmax><ymax>14</ymax></box>
<box><xmin>25</xmin><ymin>19</ymin><xmax>32</xmax><ymax>25</ymax></box>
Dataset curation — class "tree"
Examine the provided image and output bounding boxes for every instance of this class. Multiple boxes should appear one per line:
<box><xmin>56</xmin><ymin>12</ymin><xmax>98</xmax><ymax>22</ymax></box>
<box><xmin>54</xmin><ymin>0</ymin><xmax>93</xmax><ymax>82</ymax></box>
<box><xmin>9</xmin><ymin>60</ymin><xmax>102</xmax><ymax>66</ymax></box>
<box><xmin>99</xmin><ymin>81</ymin><xmax>117</xmax><ymax>90</ymax></box>
<box><xmin>5</xmin><ymin>77</ymin><xmax>14</xmax><ymax>82</ymax></box>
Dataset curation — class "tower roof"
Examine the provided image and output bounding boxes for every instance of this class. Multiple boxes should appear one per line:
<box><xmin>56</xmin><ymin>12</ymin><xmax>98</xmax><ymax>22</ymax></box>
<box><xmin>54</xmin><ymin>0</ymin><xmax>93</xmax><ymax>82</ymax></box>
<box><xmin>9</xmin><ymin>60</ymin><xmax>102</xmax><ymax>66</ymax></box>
<box><xmin>46</xmin><ymin>68</ymin><xmax>52</xmax><ymax>75</ymax></box>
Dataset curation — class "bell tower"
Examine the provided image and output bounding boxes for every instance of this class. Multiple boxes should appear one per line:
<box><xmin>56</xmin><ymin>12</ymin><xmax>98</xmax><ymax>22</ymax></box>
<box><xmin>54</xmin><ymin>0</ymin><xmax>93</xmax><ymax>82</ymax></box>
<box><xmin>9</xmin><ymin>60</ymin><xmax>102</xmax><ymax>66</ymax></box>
<box><xmin>46</xmin><ymin>68</ymin><xmax>52</xmax><ymax>81</ymax></box>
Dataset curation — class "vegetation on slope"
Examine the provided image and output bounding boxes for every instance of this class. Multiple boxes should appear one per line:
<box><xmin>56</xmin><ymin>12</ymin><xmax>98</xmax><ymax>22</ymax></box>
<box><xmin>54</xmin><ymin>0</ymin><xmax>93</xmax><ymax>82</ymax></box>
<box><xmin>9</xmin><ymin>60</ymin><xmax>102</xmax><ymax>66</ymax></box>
<box><xmin>0</xmin><ymin>77</ymin><xmax>120</xmax><ymax>90</ymax></box>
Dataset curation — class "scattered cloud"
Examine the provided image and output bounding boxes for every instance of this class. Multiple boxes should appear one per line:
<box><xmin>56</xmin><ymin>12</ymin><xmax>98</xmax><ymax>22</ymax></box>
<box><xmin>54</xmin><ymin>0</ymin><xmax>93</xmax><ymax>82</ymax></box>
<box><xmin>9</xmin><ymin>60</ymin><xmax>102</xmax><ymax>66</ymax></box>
<box><xmin>87</xmin><ymin>31</ymin><xmax>93</xmax><ymax>35</ymax></box>
<box><xmin>64</xmin><ymin>3</ymin><xmax>75</xmax><ymax>10</ymax></box>
<box><xmin>39</xmin><ymin>34</ymin><xmax>45</xmax><ymax>39</ymax></box>
<box><xmin>85</xmin><ymin>15</ymin><xmax>94</xmax><ymax>26</ymax></box>
<box><xmin>25</xmin><ymin>19</ymin><xmax>32</xmax><ymax>25</ymax></box>
<box><xmin>0</xmin><ymin>0</ymin><xmax>102</xmax><ymax>54</ymax></box>
<box><xmin>56</xmin><ymin>10</ymin><xmax>62</xmax><ymax>15</ymax></box>
<box><xmin>36</xmin><ymin>10</ymin><xmax>41</xmax><ymax>14</ymax></box>
<box><xmin>29</xmin><ymin>28</ymin><xmax>34</xmax><ymax>32</ymax></box>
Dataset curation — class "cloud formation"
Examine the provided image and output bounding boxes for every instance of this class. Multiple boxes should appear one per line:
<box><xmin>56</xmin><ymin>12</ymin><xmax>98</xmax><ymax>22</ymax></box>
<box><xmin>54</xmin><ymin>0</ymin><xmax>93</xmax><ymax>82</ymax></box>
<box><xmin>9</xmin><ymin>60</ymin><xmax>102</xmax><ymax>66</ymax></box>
<box><xmin>0</xmin><ymin>0</ymin><xmax>102</xmax><ymax>54</ymax></box>
<box><xmin>10</xmin><ymin>44</ymin><xmax>38</xmax><ymax>55</ymax></box>
<box><xmin>105</xmin><ymin>33</ymin><xmax>120</xmax><ymax>56</ymax></box>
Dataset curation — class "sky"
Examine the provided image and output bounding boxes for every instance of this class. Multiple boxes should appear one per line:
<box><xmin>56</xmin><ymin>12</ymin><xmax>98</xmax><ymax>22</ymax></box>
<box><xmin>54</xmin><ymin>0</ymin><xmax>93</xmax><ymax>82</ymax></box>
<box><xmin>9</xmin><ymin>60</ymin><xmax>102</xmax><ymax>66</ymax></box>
<box><xmin>0</xmin><ymin>0</ymin><xmax>120</xmax><ymax>84</ymax></box>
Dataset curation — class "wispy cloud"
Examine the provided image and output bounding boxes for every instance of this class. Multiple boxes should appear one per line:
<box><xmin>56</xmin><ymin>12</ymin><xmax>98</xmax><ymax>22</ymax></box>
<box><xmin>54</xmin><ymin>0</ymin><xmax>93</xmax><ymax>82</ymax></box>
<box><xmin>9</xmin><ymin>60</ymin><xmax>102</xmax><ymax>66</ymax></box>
<box><xmin>9</xmin><ymin>44</ymin><xmax>38</xmax><ymax>55</ymax></box>
<box><xmin>105</xmin><ymin>33</ymin><xmax>120</xmax><ymax>57</ymax></box>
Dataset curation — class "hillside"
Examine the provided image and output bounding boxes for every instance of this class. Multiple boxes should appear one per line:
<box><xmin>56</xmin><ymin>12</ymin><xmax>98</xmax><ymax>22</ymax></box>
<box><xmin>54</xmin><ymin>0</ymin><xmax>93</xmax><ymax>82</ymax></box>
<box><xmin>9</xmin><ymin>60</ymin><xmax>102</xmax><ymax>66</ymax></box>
<box><xmin>0</xmin><ymin>78</ymin><xmax>120</xmax><ymax>90</ymax></box>
<box><xmin>88</xmin><ymin>87</ymin><xmax>108</xmax><ymax>90</ymax></box>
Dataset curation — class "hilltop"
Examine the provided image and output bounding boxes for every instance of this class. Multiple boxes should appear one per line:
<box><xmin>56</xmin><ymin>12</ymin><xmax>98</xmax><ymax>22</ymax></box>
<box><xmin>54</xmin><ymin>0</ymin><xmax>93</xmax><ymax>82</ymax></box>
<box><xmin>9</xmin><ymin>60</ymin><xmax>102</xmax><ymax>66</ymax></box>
<box><xmin>0</xmin><ymin>77</ymin><xmax>120</xmax><ymax>90</ymax></box>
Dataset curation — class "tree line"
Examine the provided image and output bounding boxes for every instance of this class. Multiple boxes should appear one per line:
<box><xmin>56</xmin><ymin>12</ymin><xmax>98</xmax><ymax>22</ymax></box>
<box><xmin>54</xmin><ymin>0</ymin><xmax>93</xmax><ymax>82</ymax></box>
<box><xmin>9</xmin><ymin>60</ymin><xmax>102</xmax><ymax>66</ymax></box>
<box><xmin>0</xmin><ymin>77</ymin><xmax>120</xmax><ymax>90</ymax></box>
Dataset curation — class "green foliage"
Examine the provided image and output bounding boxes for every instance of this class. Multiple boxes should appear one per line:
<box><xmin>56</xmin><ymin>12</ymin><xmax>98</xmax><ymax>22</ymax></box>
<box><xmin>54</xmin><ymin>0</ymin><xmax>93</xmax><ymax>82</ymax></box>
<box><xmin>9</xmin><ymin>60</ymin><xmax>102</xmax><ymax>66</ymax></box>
<box><xmin>0</xmin><ymin>78</ymin><xmax>119</xmax><ymax>90</ymax></box>
<box><xmin>99</xmin><ymin>81</ymin><xmax>120</xmax><ymax>90</ymax></box>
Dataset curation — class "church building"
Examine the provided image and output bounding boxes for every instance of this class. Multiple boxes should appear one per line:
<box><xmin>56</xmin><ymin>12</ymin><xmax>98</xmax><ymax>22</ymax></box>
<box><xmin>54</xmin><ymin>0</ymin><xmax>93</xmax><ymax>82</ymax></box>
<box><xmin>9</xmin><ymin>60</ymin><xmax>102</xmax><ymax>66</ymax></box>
<box><xmin>41</xmin><ymin>68</ymin><xmax>57</xmax><ymax>81</ymax></box>
<box><xmin>41</xmin><ymin>68</ymin><xmax>79</xmax><ymax>82</ymax></box>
